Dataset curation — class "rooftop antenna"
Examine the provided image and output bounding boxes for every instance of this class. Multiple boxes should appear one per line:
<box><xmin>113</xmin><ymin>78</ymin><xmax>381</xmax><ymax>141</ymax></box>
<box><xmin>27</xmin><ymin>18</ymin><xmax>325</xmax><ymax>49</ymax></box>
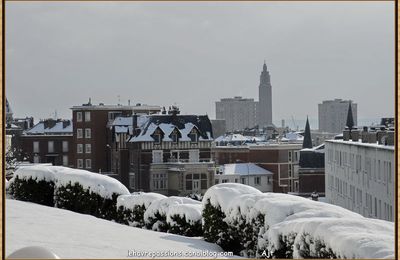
<box><xmin>128</xmin><ymin>99</ymin><xmax>131</xmax><ymax>106</ymax></box>
<box><xmin>118</xmin><ymin>95</ymin><xmax>121</xmax><ymax>106</ymax></box>
<box><xmin>54</xmin><ymin>110</ymin><xmax>58</xmax><ymax>119</ymax></box>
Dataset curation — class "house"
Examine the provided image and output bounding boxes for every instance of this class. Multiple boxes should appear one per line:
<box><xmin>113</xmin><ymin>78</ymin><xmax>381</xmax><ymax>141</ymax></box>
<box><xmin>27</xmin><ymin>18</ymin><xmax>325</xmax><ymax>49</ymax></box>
<box><xmin>125</xmin><ymin>108</ymin><xmax>214</xmax><ymax>196</ymax></box>
<box><xmin>215</xmin><ymin>163</ymin><xmax>273</xmax><ymax>192</ymax></box>
<box><xmin>20</xmin><ymin>119</ymin><xmax>73</xmax><ymax>166</ymax></box>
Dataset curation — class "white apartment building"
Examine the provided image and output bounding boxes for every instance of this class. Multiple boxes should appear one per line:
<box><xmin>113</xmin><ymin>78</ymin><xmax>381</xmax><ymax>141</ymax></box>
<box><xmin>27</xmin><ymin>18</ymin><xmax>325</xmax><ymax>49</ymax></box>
<box><xmin>325</xmin><ymin>139</ymin><xmax>394</xmax><ymax>221</ymax></box>
<box><xmin>215</xmin><ymin>96</ymin><xmax>258</xmax><ymax>132</ymax></box>
<box><xmin>318</xmin><ymin>99</ymin><xmax>357</xmax><ymax>133</ymax></box>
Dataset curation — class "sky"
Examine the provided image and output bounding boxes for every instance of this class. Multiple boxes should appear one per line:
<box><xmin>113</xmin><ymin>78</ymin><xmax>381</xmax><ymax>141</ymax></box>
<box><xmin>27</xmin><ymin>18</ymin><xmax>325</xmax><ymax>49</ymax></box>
<box><xmin>6</xmin><ymin>1</ymin><xmax>395</xmax><ymax>128</ymax></box>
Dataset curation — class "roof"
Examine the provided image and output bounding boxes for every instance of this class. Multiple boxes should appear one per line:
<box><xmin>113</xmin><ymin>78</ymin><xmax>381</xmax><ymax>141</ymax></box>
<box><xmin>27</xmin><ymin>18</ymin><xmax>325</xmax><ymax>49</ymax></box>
<box><xmin>325</xmin><ymin>139</ymin><xmax>394</xmax><ymax>151</ymax></box>
<box><xmin>71</xmin><ymin>104</ymin><xmax>161</xmax><ymax>111</ymax></box>
<box><xmin>128</xmin><ymin>114</ymin><xmax>213</xmax><ymax>142</ymax></box>
<box><xmin>25</xmin><ymin>120</ymin><xmax>73</xmax><ymax>135</ymax></box>
<box><xmin>221</xmin><ymin>163</ymin><xmax>273</xmax><ymax>176</ymax></box>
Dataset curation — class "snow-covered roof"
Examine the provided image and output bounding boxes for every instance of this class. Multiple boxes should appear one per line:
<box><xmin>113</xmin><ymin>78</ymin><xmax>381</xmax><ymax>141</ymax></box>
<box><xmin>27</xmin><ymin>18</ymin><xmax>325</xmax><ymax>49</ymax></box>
<box><xmin>128</xmin><ymin>115</ymin><xmax>213</xmax><ymax>142</ymax></box>
<box><xmin>326</xmin><ymin>139</ymin><xmax>394</xmax><ymax>151</ymax></box>
<box><xmin>221</xmin><ymin>163</ymin><xmax>273</xmax><ymax>176</ymax></box>
<box><xmin>301</xmin><ymin>143</ymin><xmax>325</xmax><ymax>153</ymax></box>
<box><xmin>25</xmin><ymin>120</ymin><xmax>72</xmax><ymax>135</ymax></box>
<box><xmin>281</xmin><ymin>132</ymin><xmax>304</xmax><ymax>142</ymax></box>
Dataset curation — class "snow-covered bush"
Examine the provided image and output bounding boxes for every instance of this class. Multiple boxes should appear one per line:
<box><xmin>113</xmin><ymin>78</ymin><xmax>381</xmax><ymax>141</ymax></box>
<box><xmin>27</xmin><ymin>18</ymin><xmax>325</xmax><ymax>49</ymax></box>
<box><xmin>8</xmin><ymin>165</ymin><xmax>130</xmax><ymax>221</ymax></box>
<box><xmin>166</xmin><ymin>204</ymin><xmax>203</xmax><ymax>237</ymax></box>
<box><xmin>202</xmin><ymin>183</ymin><xmax>262</xmax><ymax>255</ymax></box>
<box><xmin>202</xmin><ymin>184</ymin><xmax>394</xmax><ymax>259</ymax></box>
<box><xmin>8</xmin><ymin>165</ymin><xmax>56</xmax><ymax>206</ymax></box>
<box><xmin>116</xmin><ymin>192</ymin><xmax>167</xmax><ymax>227</ymax></box>
<box><xmin>144</xmin><ymin>196</ymin><xmax>201</xmax><ymax>233</ymax></box>
<box><xmin>53</xmin><ymin>167</ymin><xmax>129</xmax><ymax>221</ymax></box>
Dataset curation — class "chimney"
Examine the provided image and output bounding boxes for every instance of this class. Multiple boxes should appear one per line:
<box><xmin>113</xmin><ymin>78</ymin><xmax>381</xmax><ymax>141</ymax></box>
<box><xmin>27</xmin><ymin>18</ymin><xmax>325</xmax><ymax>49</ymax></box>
<box><xmin>367</xmin><ymin>130</ymin><xmax>377</xmax><ymax>144</ymax></box>
<box><xmin>377</xmin><ymin>127</ymin><xmax>388</xmax><ymax>145</ymax></box>
<box><xmin>387</xmin><ymin>129</ymin><xmax>394</xmax><ymax>146</ymax></box>
<box><xmin>62</xmin><ymin>120</ymin><xmax>71</xmax><ymax>129</ymax></box>
<box><xmin>132</xmin><ymin>114</ymin><xmax>138</xmax><ymax>135</ymax></box>
<box><xmin>44</xmin><ymin>119</ymin><xmax>56</xmax><ymax>129</ymax></box>
<box><xmin>350</xmin><ymin>129</ymin><xmax>359</xmax><ymax>142</ymax></box>
<box><xmin>343</xmin><ymin>127</ymin><xmax>350</xmax><ymax>141</ymax></box>
<box><xmin>361</xmin><ymin>126</ymin><xmax>369</xmax><ymax>143</ymax></box>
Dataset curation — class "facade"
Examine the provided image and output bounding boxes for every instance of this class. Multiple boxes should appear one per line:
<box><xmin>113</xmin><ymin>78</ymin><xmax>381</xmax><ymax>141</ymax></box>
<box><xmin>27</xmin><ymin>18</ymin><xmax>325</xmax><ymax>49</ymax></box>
<box><xmin>215</xmin><ymin>163</ymin><xmax>273</xmax><ymax>192</ymax></box>
<box><xmin>215</xmin><ymin>96</ymin><xmax>257</xmax><ymax>132</ymax></box>
<box><xmin>71</xmin><ymin>101</ymin><xmax>161</xmax><ymax>173</ymax></box>
<box><xmin>298</xmin><ymin>144</ymin><xmax>325</xmax><ymax>197</ymax></box>
<box><xmin>258</xmin><ymin>62</ymin><xmax>273</xmax><ymax>127</ymax></box>
<box><xmin>20</xmin><ymin>119</ymin><xmax>73</xmax><ymax>166</ymax></box>
<box><xmin>126</xmin><ymin>112</ymin><xmax>215</xmax><ymax>196</ymax></box>
<box><xmin>212</xmin><ymin>143</ymin><xmax>302</xmax><ymax>193</ymax></box>
<box><xmin>325</xmin><ymin>130</ymin><xmax>394</xmax><ymax>221</ymax></box>
<box><xmin>318</xmin><ymin>99</ymin><xmax>357</xmax><ymax>133</ymax></box>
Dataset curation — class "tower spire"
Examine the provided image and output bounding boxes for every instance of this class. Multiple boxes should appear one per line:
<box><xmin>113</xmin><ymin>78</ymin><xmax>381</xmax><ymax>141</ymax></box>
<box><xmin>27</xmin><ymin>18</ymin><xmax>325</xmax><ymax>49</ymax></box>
<box><xmin>302</xmin><ymin>116</ymin><xmax>312</xmax><ymax>149</ymax></box>
<box><xmin>346</xmin><ymin>101</ymin><xmax>354</xmax><ymax>130</ymax></box>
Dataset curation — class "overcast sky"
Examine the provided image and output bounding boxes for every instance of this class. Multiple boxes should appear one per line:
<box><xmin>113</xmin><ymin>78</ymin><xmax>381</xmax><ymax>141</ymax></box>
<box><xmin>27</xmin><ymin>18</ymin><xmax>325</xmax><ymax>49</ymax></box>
<box><xmin>6</xmin><ymin>1</ymin><xmax>394</xmax><ymax>126</ymax></box>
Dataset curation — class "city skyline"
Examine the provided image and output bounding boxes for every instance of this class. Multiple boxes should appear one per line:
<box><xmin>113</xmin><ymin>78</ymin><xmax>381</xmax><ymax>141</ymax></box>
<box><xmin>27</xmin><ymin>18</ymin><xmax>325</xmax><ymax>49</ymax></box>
<box><xmin>6</xmin><ymin>2</ymin><xmax>394</xmax><ymax>125</ymax></box>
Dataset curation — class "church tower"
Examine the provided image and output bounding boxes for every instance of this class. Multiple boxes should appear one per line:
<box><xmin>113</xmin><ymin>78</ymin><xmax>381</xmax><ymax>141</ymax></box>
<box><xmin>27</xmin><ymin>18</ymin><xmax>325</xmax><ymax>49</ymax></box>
<box><xmin>258</xmin><ymin>61</ymin><xmax>272</xmax><ymax>127</ymax></box>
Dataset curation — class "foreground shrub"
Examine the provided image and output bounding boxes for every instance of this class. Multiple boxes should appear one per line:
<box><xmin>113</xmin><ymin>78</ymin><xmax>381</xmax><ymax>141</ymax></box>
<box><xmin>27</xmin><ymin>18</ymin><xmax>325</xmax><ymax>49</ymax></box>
<box><xmin>8</xmin><ymin>176</ymin><xmax>55</xmax><ymax>206</ymax></box>
<box><xmin>166</xmin><ymin>204</ymin><xmax>203</xmax><ymax>237</ymax></box>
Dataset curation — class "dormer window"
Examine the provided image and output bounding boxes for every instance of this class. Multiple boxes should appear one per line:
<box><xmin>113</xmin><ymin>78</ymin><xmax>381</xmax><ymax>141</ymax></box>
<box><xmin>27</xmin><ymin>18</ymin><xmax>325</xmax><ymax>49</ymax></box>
<box><xmin>189</xmin><ymin>129</ymin><xmax>199</xmax><ymax>143</ymax></box>
<box><xmin>154</xmin><ymin>133</ymin><xmax>161</xmax><ymax>144</ymax></box>
<box><xmin>170</xmin><ymin>128</ymin><xmax>180</xmax><ymax>144</ymax></box>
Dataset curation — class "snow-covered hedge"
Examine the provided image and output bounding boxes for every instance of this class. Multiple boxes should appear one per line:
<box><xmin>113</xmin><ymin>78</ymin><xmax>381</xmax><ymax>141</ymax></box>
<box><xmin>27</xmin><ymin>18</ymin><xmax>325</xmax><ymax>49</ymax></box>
<box><xmin>116</xmin><ymin>192</ymin><xmax>167</xmax><ymax>227</ymax></box>
<box><xmin>144</xmin><ymin>196</ymin><xmax>201</xmax><ymax>234</ymax></box>
<box><xmin>202</xmin><ymin>183</ymin><xmax>395</xmax><ymax>259</ymax></box>
<box><xmin>166</xmin><ymin>204</ymin><xmax>203</xmax><ymax>237</ymax></box>
<box><xmin>8</xmin><ymin>165</ymin><xmax>56</xmax><ymax>206</ymax></box>
<box><xmin>8</xmin><ymin>165</ymin><xmax>130</xmax><ymax>221</ymax></box>
<box><xmin>202</xmin><ymin>183</ymin><xmax>262</xmax><ymax>254</ymax></box>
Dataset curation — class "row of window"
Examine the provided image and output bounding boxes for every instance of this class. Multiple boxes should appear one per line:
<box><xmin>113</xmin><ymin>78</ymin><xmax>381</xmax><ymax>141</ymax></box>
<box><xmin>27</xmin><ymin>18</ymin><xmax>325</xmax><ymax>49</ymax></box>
<box><xmin>76</xmin><ymin>111</ymin><xmax>91</xmax><ymax>122</ymax></box>
<box><xmin>152</xmin><ymin>129</ymin><xmax>199</xmax><ymax>144</ymax></box>
<box><xmin>77</xmin><ymin>159</ymin><xmax>91</xmax><ymax>169</ymax></box>
<box><xmin>215</xmin><ymin>176</ymin><xmax>271</xmax><ymax>186</ymax></box>
<box><xmin>32</xmin><ymin>155</ymin><xmax>69</xmax><ymax>166</ymax></box>
<box><xmin>77</xmin><ymin>128</ymin><xmax>91</xmax><ymax>139</ymax></box>
<box><xmin>33</xmin><ymin>141</ymin><xmax>69</xmax><ymax>153</ymax></box>
<box><xmin>77</xmin><ymin>144</ymin><xmax>91</xmax><ymax>154</ymax></box>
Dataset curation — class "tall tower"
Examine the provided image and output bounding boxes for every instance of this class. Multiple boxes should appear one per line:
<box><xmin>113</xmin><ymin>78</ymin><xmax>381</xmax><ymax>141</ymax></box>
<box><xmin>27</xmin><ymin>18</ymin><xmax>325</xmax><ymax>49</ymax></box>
<box><xmin>258</xmin><ymin>62</ymin><xmax>272</xmax><ymax>127</ymax></box>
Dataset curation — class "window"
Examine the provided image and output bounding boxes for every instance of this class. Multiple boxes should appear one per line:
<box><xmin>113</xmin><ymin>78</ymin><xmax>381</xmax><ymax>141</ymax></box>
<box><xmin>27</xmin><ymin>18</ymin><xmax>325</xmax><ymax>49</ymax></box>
<box><xmin>189</xmin><ymin>150</ymin><xmax>199</xmax><ymax>162</ymax></box>
<box><xmin>254</xmin><ymin>176</ymin><xmax>261</xmax><ymax>185</ymax></box>
<box><xmin>129</xmin><ymin>173</ymin><xmax>135</xmax><ymax>189</ymax></box>
<box><xmin>172</xmin><ymin>133</ymin><xmax>178</xmax><ymax>143</ymax></box>
<box><xmin>63</xmin><ymin>155</ymin><xmax>68</xmax><ymax>166</ymax></box>
<box><xmin>85</xmin><ymin>159</ymin><xmax>92</xmax><ymax>169</ymax></box>
<box><xmin>234</xmin><ymin>178</ymin><xmax>238</xmax><ymax>183</ymax></box>
<box><xmin>267</xmin><ymin>176</ymin><xmax>271</xmax><ymax>184</ymax></box>
<box><xmin>48</xmin><ymin>141</ymin><xmax>54</xmax><ymax>153</ymax></box>
<box><xmin>77</xmin><ymin>129</ymin><xmax>83</xmax><ymax>139</ymax></box>
<box><xmin>215</xmin><ymin>179</ymin><xmax>219</xmax><ymax>184</ymax></box>
<box><xmin>77</xmin><ymin>159</ymin><xmax>83</xmax><ymax>168</ymax></box>
<box><xmin>152</xmin><ymin>150</ymin><xmax>163</xmax><ymax>163</ymax></box>
<box><xmin>108</xmin><ymin>112</ymin><xmax>122</xmax><ymax>121</ymax></box>
<box><xmin>153</xmin><ymin>173</ymin><xmax>167</xmax><ymax>190</ymax></box>
<box><xmin>62</xmin><ymin>141</ymin><xmax>68</xmax><ymax>152</ymax></box>
<box><xmin>85</xmin><ymin>111</ymin><xmax>91</xmax><ymax>122</ymax></box>
<box><xmin>33</xmin><ymin>155</ymin><xmax>40</xmax><ymax>163</ymax></box>
<box><xmin>77</xmin><ymin>112</ymin><xmax>82</xmax><ymax>122</ymax></box>
<box><xmin>85</xmin><ymin>144</ymin><xmax>91</xmax><ymax>154</ymax></box>
<box><xmin>153</xmin><ymin>133</ymin><xmax>161</xmax><ymax>144</ymax></box>
<box><xmin>288</xmin><ymin>151</ymin><xmax>292</xmax><ymax>162</ymax></box>
<box><xmin>77</xmin><ymin>144</ymin><xmax>83</xmax><ymax>153</ymax></box>
<box><xmin>189</xmin><ymin>129</ymin><xmax>198</xmax><ymax>143</ymax></box>
<box><xmin>186</xmin><ymin>173</ymin><xmax>208</xmax><ymax>190</ymax></box>
<box><xmin>241</xmin><ymin>178</ymin><xmax>246</xmax><ymax>184</ymax></box>
<box><xmin>222</xmin><ymin>179</ymin><xmax>228</xmax><ymax>183</ymax></box>
<box><xmin>33</xmin><ymin>141</ymin><xmax>39</xmax><ymax>153</ymax></box>
<box><xmin>85</xmin><ymin>128</ymin><xmax>91</xmax><ymax>139</ymax></box>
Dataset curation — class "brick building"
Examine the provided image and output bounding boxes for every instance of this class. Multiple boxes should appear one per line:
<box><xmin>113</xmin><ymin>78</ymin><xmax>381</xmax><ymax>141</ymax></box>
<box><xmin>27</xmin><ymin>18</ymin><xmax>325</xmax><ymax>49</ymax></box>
<box><xmin>70</xmin><ymin>101</ymin><xmax>161</xmax><ymax>173</ymax></box>
<box><xmin>20</xmin><ymin>119</ymin><xmax>73</xmax><ymax>166</ymax></box>
<box><xmin>120</xmin><ymin>109</ymin><xmax>215</xmax><ymax>195</ymax></box>
<box><xmin>212</xmin><ymin>143</ymin><xmax>302</xmax><ymax>193</ymax></box>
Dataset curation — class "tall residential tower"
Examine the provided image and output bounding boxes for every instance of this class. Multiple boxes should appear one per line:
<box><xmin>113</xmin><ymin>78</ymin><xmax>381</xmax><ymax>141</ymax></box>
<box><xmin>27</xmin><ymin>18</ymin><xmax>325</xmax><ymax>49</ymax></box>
<box><xmin>258</xmin><ymin>62</ymin><xmax>273</xmax><ymax>127</ymax></box>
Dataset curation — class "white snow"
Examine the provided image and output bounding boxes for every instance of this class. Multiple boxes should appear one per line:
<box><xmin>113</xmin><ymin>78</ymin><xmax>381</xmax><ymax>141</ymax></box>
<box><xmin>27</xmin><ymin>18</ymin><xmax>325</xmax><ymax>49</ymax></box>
<box><xmin>207</xmin><ymin>187</ymin><xmax>394</xmax><ymax>259</ymax></box>
<box><xmin>117</xmin><ymin>192</ymin><xmax>167</xmax><ymax>210</ymax></box>
<box><xmin>9</xmin><ymin>165</ymin><xmax>130</xmax><ymax>199</ymax></box>
<box><xmin>144</xmin><ymin>197</ymin><xmax>201</xmax><ymax>228</ymax></box>
<box><xmin>222</xmin><ymin>163</ymin><xmax>273</xmax><ymax>176</ymax></box>
<box><xmin>25</xmin><ymin>121</ymin><xmax>72</xmax><ymax>134</ymax></box>
<box><xmin>6</xmin><ymin>199</ymin><xmax>226</xmax><ymax>259</ymax></box>
<box><xmin>166</xmin><ymin>204</ymin><xmax>203</xmax><ymax>225</ymax></box>
<box><xmin>202</xmin><ymin>183</ymin><xmax>261</xmax><ymax>212</ymax></box>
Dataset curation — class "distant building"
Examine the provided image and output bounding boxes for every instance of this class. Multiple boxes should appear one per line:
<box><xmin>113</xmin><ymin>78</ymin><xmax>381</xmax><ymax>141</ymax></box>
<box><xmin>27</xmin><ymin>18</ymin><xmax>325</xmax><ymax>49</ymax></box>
<box><xmin>216</xmin><ymin>96</ymin><xmax>257</xmax><ymax>132</ymax></box>
<box><xmin>258</xmin><ymin>62</ymin><xmax>273</xmax><ymax>128</ymax></box>
<box><xmin>126</xmin><ymin>110</ymin><xmax>215</xmax><ymax>195</ymax></box>
<box><xmin>210</xmin><ymin>119</ymin><xmax>226</xmax><ymax>138</ymax></box>
<box><xmin>215</xmin><ymin>163</ymin><xmax>273</xmax><ymax>192</ymax></box>
<box><xmin>20</xmin><ymin>119</ymin><xmax>73</xmax><ymax>166</ymax></box>
<box><xmin>212</xmin><ymin>143</ymin><xmax>302</xmax><ymax>193</ymax></box>
<box><xmin>215</xmin><ymin>62</ymin><xmax>273</xmax><ymax>132</ymax></box>
<box><xmin>70</xmin><ymin>100</ymin><xmax>161</xmax><ymax>173</ymax></box>
<box><xmin>318</xmin><ymin>99</ymin><xmax>357</xmax><ymax>133</ymax></box>
<box><xmin>325</xmin><ymin>127</ymin><xmax>394</xmax><ymax>221</ymax></box>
